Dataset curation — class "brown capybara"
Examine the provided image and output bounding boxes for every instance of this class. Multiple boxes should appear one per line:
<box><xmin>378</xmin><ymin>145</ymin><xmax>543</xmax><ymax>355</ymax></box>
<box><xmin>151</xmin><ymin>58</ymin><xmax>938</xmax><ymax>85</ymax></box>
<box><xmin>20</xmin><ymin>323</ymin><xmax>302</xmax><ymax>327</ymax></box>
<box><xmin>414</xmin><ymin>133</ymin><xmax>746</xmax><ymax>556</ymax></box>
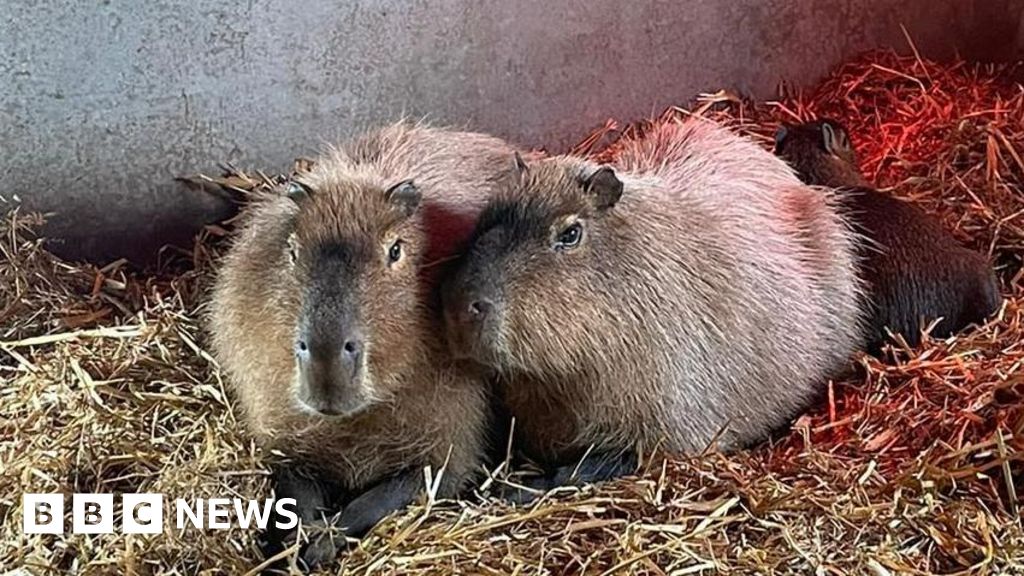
<box><xmin>209</xmin><ymin>121</ymin><xmax>517</xmax><ymax>568</ymax></box>
<box><xmin>441</xmin><ymin>118</ymin><xmax>865</xmax><ymax>491</ymax></box>
<box><xmin>774</xmin><ymin>118</ymin><xmax>1001</xmax><ymax>350</ymax></box>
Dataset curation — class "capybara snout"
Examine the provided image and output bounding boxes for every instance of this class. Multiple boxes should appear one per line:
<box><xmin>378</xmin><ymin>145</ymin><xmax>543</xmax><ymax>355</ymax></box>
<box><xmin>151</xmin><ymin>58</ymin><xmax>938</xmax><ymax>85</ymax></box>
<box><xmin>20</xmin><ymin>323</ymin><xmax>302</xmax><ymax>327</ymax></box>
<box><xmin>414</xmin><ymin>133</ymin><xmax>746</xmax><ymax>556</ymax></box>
<box><xmin>292</xmin><ymin>262</ymin><xmax>373</xmax><ymax>416</ymax></box>
<box><xmin>442</xmin><ymin>250</ymin><xmax>506</xmax><ymax>363</ymax></box>
<box><xmin>294</xmin><ymin>315</ymin><xmax>369</xmax><ymax>417</ymax></box>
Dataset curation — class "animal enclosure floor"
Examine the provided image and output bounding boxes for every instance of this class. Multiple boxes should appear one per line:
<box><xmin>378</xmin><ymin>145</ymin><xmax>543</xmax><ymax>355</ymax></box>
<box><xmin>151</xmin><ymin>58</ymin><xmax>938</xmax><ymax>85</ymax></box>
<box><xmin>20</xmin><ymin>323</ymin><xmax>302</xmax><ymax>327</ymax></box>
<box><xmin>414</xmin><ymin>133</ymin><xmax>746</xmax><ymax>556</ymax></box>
<box><xmin>2</xmin><ymin>50</ymin><xmax>1023</xmax><ymax>575</ymax></box>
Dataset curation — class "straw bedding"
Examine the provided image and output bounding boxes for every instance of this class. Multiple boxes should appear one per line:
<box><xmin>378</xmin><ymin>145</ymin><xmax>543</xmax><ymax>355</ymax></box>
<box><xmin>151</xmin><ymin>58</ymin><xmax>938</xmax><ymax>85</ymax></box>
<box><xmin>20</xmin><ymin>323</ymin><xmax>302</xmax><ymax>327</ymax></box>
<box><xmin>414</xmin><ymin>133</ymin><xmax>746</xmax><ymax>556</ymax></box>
<box><xmin>2</xmin><ymin>50</ymin><xmax>1023</xmax><ymax>575</ymax></box>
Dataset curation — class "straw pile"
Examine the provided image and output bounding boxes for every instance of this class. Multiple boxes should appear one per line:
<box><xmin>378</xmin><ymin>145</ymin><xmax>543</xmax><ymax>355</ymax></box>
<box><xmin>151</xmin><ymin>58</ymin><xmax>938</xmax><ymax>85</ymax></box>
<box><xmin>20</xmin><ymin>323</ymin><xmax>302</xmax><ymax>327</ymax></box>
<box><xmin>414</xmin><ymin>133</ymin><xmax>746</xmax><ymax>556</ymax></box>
<box><xmin>2</xmin><ymin>50</ymin><xmax>1023</xmax><ymax>575</ymax></box>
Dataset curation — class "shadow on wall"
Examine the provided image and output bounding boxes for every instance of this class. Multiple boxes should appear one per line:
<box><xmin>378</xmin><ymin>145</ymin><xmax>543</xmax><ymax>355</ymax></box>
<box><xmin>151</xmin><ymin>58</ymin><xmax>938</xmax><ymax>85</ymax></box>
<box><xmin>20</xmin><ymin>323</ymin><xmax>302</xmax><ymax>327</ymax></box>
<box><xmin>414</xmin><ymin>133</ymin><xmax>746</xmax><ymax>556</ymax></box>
<box><xmin>2</xmin><ymin>0</ymin><xmax>1022</xmax><ymax>266</ymax></box>
<box><xmin>37</xmin><ymin>183</ymin><xmax>237</xmax><ymax>266</ymax></box>
<box><xmin>970</xmin><ymin>0</ymin><xmax>1024</xmax><ymax>60</ymax></box>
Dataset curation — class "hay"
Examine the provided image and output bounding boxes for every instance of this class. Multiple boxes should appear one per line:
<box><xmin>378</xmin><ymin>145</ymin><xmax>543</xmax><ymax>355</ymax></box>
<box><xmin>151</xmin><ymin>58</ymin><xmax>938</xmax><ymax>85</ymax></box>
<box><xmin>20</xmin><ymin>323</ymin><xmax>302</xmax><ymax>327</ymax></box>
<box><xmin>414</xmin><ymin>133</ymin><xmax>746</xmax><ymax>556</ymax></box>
<box><xmin>2</xmin><ymin>50</ymin><xmax>1023</xmax><ymax>575</ymax></box>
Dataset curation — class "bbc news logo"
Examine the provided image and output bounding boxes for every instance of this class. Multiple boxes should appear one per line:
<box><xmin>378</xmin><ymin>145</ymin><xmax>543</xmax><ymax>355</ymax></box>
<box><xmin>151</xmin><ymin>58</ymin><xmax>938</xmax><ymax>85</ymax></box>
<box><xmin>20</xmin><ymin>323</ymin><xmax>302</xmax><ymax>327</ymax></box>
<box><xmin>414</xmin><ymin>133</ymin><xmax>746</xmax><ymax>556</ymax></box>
<box><xmin>23</xmin><ymin>494</ymin><xmax>298</xmax><ymax>534</ymax></box>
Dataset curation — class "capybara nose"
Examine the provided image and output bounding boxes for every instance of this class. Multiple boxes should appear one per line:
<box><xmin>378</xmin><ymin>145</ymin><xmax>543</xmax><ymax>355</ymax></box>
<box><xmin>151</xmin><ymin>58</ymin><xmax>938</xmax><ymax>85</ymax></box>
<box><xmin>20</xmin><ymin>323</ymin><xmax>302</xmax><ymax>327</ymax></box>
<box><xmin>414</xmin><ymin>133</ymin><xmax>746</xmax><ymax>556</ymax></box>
<box><xmin>295</xmin><ymin>329</ymin><xmax>370</xmax><ymax>416</ymax></box>
<box><xmin>457</xmin><ymin>298</ymin><xmax>496</xmax><ymax>329</ymax></box>
<box><xmin>296</xmin><ymin>329</ymin><xmax>366</xmax><ymax>389</ymax></box>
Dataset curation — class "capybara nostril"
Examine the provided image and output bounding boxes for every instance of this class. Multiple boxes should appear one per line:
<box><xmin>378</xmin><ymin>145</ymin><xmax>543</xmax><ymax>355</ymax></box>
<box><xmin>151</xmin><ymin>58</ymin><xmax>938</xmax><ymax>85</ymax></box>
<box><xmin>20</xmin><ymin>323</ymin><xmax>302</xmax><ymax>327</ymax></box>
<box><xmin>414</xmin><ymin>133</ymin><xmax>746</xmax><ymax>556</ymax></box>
<box><xmin>342</xmin><ymin>338</ymin><xmax>363</xmax><ymax>362</ymax></box>
<box><xmin>468</xmin><ymin>299</ymin><xmax>493</xmax><ymax>319</ymax></box>
<box><xmin>296</xmin><ymin>339</ymin><xmax>310</xmax><ymax>357</ymax></box>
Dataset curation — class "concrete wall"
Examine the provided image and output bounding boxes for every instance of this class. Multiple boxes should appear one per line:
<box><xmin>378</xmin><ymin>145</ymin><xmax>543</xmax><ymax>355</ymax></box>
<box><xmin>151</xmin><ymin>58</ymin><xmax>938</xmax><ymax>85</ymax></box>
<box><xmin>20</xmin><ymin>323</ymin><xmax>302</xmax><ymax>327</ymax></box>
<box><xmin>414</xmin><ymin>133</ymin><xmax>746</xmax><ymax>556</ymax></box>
<box><xmin>2</xmin><ymin>0</ymin><xmax>1022</xmax><ymax>263</ymax></box>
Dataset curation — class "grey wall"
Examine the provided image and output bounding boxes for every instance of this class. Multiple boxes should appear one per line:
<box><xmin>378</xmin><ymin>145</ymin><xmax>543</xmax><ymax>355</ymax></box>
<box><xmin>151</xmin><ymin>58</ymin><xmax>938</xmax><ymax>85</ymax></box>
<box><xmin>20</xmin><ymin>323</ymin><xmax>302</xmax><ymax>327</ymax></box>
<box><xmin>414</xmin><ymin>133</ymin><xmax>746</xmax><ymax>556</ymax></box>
<box><xmin>2</xmin><ymin>0</ymin><xmax>1022</xmax><ymax>263</ymax></box>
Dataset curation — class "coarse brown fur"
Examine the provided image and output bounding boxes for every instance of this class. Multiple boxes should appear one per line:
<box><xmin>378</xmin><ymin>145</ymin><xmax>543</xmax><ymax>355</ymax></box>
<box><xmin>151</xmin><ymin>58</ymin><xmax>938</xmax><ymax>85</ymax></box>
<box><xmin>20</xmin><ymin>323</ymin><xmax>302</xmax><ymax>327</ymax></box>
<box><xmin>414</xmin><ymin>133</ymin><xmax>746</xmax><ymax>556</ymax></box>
<box><xmin>443</xmin><ymin>118</ymin><xmax>865</xmax><ymax>467</ymax></box>
<box><xmin>775</xmin><ymin>119</ymin><xmax>1001</xmax><ymax>349</ymax></box>
<box><xmin>209</xmin><ymin>121</ymin><xmax>517</xmax><ymax>504</ymax></box>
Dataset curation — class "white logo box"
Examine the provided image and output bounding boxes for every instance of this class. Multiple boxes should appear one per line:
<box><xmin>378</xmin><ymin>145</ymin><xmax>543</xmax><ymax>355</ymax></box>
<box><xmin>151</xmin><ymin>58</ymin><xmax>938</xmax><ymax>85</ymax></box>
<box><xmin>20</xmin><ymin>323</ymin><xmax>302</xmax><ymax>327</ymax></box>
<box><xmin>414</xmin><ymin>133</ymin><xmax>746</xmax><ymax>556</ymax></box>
<box><xmin>22</xmin><ymin>494</ymin><xmax>296</xmax><ymax>534</ymax></box>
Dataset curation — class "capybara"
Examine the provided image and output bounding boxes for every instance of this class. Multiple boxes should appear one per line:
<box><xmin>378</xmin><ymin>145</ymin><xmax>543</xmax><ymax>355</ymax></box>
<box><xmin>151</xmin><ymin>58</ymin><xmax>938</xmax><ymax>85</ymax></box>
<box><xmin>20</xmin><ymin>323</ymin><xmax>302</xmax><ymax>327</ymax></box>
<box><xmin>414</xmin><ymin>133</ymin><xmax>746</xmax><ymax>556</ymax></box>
<box><xmin>775</xmin><ymin>118</ymin><xmax>1001</xmax><ymax>350</ymax></box>
<box><xmin>442</xmin><ymin>118</ymin><xmax>865</xmax><ymax>490</ymax></box>
<box><xmin>209</xmin><ymin>121</ymin><xmax>517</xmax><ymax>568</ymax></box>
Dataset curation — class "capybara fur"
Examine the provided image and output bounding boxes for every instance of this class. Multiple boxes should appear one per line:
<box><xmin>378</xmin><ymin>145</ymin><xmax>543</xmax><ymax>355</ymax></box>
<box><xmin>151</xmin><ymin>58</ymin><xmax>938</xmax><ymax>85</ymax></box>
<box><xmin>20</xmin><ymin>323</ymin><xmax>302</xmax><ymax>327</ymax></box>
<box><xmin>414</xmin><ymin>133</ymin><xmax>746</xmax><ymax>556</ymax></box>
<box><xmin>775</xmin><ymin>118</ymin><xmax>1001</xmax><ymax>350</ymax></box>
<box><xmin>209</xmin><ymin>121</ymin><xmax>516</xmax><ymax>566</ymax></box>
<box><xmin>442</xmin><ymin>118</ymin><xmax>865</xmax><ymax>477</ymax></box>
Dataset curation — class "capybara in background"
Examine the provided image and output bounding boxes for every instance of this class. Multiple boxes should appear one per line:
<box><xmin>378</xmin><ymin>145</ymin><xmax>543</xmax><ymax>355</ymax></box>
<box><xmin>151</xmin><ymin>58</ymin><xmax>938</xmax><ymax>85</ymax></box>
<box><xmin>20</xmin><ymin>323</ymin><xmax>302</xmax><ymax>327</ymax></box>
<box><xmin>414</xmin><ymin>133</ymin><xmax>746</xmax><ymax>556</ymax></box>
<box><xmin>775</xmin><ymin>118</ymin><xmax>1001</xmax><ymax>350</ymax></box>
<box><xmin>442</xmin><ymin>118</ymin><xmax>865</xmax><ymax>491</ymax></box>
<box><xmin>209</xmin><ymin>122</ymin><xmax>518</xmax><ymax>568</ymax></box>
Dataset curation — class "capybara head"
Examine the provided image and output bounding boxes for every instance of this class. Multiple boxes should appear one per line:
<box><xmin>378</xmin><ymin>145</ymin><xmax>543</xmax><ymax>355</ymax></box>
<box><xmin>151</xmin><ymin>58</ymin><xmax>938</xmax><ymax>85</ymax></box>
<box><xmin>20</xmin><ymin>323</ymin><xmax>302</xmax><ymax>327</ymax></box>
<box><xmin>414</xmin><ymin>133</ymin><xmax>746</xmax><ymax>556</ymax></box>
<box><xmin>282</xmin><ymin>176</ymin><xmax>427</xmax><ymax>417</ymax></box>
<box><xmin>774</xmin><ymin>118</ymin><xmax>867</xmax><ymax>188</ymax></box>
<box><xmin>442</xmin><ymin>155</ymin><xmax>628</xmax><ymax>376</ymax></box>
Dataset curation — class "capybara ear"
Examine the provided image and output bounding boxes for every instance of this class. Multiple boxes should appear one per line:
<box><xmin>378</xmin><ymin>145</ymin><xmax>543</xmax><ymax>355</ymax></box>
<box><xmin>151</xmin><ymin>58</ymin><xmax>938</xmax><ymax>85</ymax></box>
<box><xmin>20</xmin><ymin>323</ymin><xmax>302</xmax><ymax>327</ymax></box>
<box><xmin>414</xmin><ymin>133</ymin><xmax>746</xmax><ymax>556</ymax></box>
<box><xmin>286</xmin><ymin>181</ymin><xmax>313</xmax><ymax>203</ymax></box>
<box><xmin>513</xmin><ymin>151</ymin><xmax>529</xmax><ymax>174</ymax></box>
<box><xmin>582</xmin><ymin>166</ymin><xmax>623</xmax><ymax>211</ymax></box>
<box><xmin>510</xmin><ymin>151</ymin><xmax>530</xmax><ymax>187</ymax></box>
<box><xmin>773</xmin><ymin>125</ymin><xmax>789</xmax><ymax>153</ymax></box>
<box><xmin>820</xmin><ymin>120</ymin><xmax>852</xmax><ymax>155</ymax></box>
<box><xmin>385</xmin><ymin>180</ymin><xmax>421</xmax><ymax>217</ymax></box>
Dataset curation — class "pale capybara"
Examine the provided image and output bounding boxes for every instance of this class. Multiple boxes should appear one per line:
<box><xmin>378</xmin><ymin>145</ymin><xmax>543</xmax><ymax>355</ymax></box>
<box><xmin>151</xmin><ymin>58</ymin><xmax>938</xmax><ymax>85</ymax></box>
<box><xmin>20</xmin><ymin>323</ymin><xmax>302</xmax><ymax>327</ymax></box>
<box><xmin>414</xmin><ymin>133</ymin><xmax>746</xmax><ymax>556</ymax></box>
<box><xmin>441</xmin><ymin>118</ymin><xmax>865</xmax><ymax>491</ymax></box>
<box><xmin>209</xmin><ymin>122</ymin><xmax>517</xmax><ymax>568</ymax></box>
<box><xmin>775</xmin><ymin>118</ymin><xmax>1001</xmax><ymax>350</ymax></box>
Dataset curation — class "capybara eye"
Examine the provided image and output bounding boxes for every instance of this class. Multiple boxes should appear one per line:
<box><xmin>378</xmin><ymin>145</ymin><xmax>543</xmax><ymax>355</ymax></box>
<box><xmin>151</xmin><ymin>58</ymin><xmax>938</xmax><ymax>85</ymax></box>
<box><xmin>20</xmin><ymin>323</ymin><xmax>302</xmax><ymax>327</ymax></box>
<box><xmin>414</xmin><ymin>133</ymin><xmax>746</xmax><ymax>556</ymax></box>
<box><xmin>387</xmin><ymin>239</ymin><xmax>403</xmax><ymax>264</ymax></box>
<box><xmin>286</xmin><ymin>181</ymin><xmax>312</xmax><ymax>202</ymax></box>
<box><xmin>555</xmin><ymin>222</ymin><xmax>583</xmax><ymax>250</ymax></box>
